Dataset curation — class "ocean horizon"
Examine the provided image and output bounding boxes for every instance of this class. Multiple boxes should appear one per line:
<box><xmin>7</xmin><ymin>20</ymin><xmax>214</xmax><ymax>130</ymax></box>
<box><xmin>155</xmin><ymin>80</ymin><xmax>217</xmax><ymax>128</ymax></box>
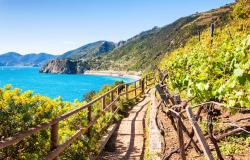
<box><xmin>0</xmin><ymin>66</ymin><xmax>134</xmax><ymax>102</ymax></box>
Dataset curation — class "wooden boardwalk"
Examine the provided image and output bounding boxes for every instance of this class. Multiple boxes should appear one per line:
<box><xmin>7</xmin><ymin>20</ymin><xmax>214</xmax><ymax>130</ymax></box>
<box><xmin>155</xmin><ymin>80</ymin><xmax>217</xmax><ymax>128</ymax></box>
<box><xmin>100</xmin><ymin>96</ymin><xmax>150</xmax><ymax>160</ymax></box>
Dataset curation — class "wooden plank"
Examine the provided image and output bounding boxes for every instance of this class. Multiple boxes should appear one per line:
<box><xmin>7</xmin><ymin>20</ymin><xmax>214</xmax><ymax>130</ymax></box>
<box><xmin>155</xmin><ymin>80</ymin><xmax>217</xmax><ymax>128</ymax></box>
<box><xmin>141</xmin><ymin>78</ymin><xmax>145</xmax><ymax>94</ymax></box>
<box><xmin>155</xmin><ymin>84</ymin><xmax>169</xmax><ymax>105</ymax></box>
<box><xmin>110</xmin><ymin>91</ymin><xmax>114</xmax><ymax>112</ymax></box>
<box><xmin>0</xmin><ymin>73</ymin><xmax>152</xmax><ymax>157</ymax></box>
<box><xmin>125</xmin><ymin>84</ymin><xmax>129</xmax><ymax>100</ymax></box>
<box><xmin>177</xmin><ymin>117</ymin><xmax>186</xmax><ymax>160</ymax></box>
<box><xmin>93</xmin><ymin>123</ymin><xmax>119</xmax><ymax>160</ymax></box>
<box><xmin>87</xmin><ymin>105</ymin><xmax>92</xmax><ymax>136</ymax></box>
<box><xmin>102</xmin><ymin>96</ymin><xmax>106</xmax><ymax>110</ymax></box>
<box><xmin>50</xmin><ymin>123</ymin><xmax>59</xmax><ymax>160</ymax></box>
<box><xmin>134</xmin><ymin>82</ymin><xmax>137</xmax><ymax>97</ymax></box>
<box><xmin>186</xmin><ymin>107</ymin><xmax>214</xmax><ymax>160</ymax></box>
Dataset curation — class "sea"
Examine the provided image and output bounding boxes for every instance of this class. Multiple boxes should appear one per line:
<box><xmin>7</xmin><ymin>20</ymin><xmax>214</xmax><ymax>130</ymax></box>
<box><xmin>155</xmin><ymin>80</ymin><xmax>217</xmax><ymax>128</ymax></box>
<box><xmin>0</xmin><ymin>67</ymin><xmax>134</xmax><ymax>102</ymax></box>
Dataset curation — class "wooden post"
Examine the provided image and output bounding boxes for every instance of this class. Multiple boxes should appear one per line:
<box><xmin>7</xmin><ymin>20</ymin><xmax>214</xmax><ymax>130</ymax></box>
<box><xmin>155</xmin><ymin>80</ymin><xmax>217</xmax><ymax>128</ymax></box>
<box><xmin>210</xmin><ymin>23</ymin><xmax>215</xmax><ymax>47</ymax></box>
<box><xmin>87</xmin><ymin>105</ymin><xmax>92</xmax><ymax>136</ymax></box>
<box><xmin>186</xmin><ymin>107</ymin><xmax>214</xmax><ymax>160</ymax></box>
<box><xmin>102</xmin><ymin>96</ymin><xmax>106</xmax><ymax>110</ymax></box>
<box><xmin>173</xmin><ymin>95</ymin><xmax>181</xmax><ymax>105</ymax></box>
<box><xmin>111</xmin><ymin>91</ymin><xmax>114</xmax><ymax>112</ymax></box>
<box><xmin>134</xmin><ymin>82</ymin><xmax>137</xmax><ymax>98</ymax></box>
<box><xmin>207</xmin><ymin>107</ymin><xmax>224</xmax><ymax>160</ymax></box>
<box><xmin>117</xmin><ymin>86</ymin><xmax>120</xmax><ymax>101</ymax></box>
<box><xmin>198</xmin><ymin>31</ymin><xmax>201</xmax><ymax>42</ymax></box>
<box><xmin>177</xmin><ymin>117</ymin><xmax>186</xmax><ymax>160</ymax></box>
<box><xmin>50</xmin><ymin>122</ymin><xmax>59</xmax><ymax>160</ymax></box>
<box><xmin>125</xmin><ymin>84</ymin><xmax>129</xmax><ymax>100</ymax></box>
<box><xmin>155</xmin><ymin>84</ymin><xmax>169</xmax><ymax>105</ymax></box>
<box><xmin>141</xmin><ymin>79</ymin><xmax>145</xmax><ymax>95</ymax></box>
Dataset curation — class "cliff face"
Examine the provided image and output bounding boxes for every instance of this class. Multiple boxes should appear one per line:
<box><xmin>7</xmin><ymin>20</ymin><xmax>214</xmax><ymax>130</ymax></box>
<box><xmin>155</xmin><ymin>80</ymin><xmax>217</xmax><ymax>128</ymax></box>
<box><xmin>39</xmin><ymin>59</ymin><xmax>89</xmax><ymax>74</ymax></box>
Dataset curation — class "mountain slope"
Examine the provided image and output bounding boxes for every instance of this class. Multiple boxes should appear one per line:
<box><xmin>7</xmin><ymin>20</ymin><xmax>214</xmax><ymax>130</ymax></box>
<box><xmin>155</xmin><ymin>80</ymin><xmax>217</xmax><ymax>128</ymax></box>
<box><xmin>159</xmin><ymin>1</ymin><xmax>250</xmax><ymax>106</ymax></box>
<box><xmin>0</xmin><ymin>52</ymin><xmax>56</xmax><ymax>66</ymax></box>
<box><xmin>88</xmin><ymin>5</ymin><xmax>231</xmax><ymax>71</ymax></box>
<box><xmin>60</xmin><ymin>41</ymin><xmax>116</xmax><ymax>60</ymax></box>
<box><xmin>40</xmin><ymin>4</ymin><xmax>232</xmax><ymax>74</ymax></box>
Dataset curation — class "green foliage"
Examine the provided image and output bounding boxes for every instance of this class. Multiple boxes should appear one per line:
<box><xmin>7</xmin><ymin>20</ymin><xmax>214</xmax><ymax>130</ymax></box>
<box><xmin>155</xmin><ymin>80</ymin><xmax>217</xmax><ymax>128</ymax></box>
<box><xmin>159</xmin><ymin>17</ymin><xmax>250</xmax><ymax>107</ymax></box>
<box><xmin>84</xmin><ymin>6</ymin><xmax>230</xmax><ymax>72</ymax></box>
<box><xmin>231</xmin><ymin>0</ymin><xmax>250</xmax><ymax>20</ymax></box>
<box><xmin>0</xmin><ymin>82</ymin><xmax>127</xmax><ymax>159</ymax></box>
<box><xmin>220</xmin><ymin>135</ymin><xmax>248</xmax><ymax>155</ymax></box>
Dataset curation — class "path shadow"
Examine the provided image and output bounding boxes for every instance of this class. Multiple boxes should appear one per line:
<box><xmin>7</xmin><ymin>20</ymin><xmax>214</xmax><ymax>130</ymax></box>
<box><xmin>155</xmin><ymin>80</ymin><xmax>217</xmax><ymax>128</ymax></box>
<box><xmin>102</xmin><ymin>97</ymin><xmax>149</xmax><ymax>160</ymax></box>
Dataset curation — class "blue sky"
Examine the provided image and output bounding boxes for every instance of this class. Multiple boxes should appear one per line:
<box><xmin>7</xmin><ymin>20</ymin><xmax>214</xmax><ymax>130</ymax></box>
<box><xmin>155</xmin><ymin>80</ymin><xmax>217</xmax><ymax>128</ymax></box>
<box><xmin>0</xmin><ymin>0</ymin><xmax>234</xmax><ymax>55</ymax></box>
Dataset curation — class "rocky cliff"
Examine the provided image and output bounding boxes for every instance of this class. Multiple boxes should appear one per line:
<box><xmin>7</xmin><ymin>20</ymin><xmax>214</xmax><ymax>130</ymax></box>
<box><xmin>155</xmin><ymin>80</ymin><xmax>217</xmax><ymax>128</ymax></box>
<box><xmin>39</xmin><ymin>59</ymin><xmax>90</xmax><ymax>74</ymax></box>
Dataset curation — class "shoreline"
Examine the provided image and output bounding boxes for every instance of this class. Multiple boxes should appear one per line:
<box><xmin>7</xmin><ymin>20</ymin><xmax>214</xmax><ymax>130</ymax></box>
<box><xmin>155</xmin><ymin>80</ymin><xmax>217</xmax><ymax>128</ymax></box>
<box><xmin>83</xmin><ymin>70</ymin><xmax>141</xmax><ymax>80</ymax></box>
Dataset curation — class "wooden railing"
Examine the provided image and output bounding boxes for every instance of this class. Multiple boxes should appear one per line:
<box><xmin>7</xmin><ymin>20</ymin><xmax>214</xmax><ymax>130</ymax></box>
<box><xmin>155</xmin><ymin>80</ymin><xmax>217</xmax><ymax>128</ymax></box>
<box><xmin>0</xmin><ymin>73</ymin><xmax>155</xmax><ymax>160</ymax></box>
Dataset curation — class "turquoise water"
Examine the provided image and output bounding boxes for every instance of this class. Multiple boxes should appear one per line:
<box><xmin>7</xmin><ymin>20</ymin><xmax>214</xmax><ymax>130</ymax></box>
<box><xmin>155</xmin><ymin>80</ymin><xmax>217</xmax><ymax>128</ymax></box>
<box><xmin>0</xmin><ymin>67</ymin><xmax>133</xmax><ymax>102</ymax></box>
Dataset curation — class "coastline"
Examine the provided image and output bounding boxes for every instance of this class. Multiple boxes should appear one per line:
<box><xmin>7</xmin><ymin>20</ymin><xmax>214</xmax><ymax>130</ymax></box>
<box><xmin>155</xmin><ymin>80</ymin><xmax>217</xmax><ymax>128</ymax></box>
<box><xmin>84</xmin><ymin>70</ymin><xmax>141</xmax><ymax>80</ymax></box>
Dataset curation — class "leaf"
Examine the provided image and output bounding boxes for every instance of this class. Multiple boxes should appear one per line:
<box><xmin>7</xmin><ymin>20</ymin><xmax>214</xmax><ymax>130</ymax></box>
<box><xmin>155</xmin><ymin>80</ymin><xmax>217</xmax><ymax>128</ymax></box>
<box><xmin>234</xmin><ymin>68</ymin><xmax>244</xmax><ymax>77</ymax></box>
<box><xmin>196</xmin><ymin>83</ymin><xmax>205</xmax><ymax>91</ymax></box>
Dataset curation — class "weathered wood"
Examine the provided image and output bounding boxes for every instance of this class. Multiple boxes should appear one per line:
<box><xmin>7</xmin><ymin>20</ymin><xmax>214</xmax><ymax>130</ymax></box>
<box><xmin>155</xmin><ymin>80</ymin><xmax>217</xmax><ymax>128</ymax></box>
<box><xmin>141</xmin><ymin>79</ymin><xmax>145</xmax><ymax>94</ymax></box>
<box><xmin>50</xmin><ymin>122</ymin><xmax>59</xmax><ymax>160</ymax></box>
<box><xmin>186</xmin><ymin>107</ymin><xmax>214</xmax><ymax>160</ymax></box>
<box><xmin>155</xmin><ymin>84</ymin><xmax>169</xmax><ymax>105</ymax></box>
<box><xmin>102</xmin><ymin>96</ymin><xmax>106</xmax><ymax>110</ymax></box>
<box><xmin>215</xmin><ymin>128</ymin><xmax>244</xmax><ymax>141</ymax></box>
<box><xmin>125</xmin><ymin>84</ymin><xmax>129</xmax><ymax>100</ymax></box>
<box><xmin>198</xmin><ymin>31</ymin><xmax>201</xmax><ymax>42</ymax></box>
<box><xmin>0</xmin><ymin>74</ymin><xmax>155</xmax><ymax>159</ymax></box>
<box><xmin>210</xmin><ymin>22</ymin><xmax>215</xmax><ymax>46</ymax></box>
<box><xmin>46</xmin><ymin>101</ymin><xmax>119</xmax><ymax>160</ymax></box>
<box><xmin>173</xmin><ymin>95</ymin><xmax>181</xmax><ymax>105</ymax></box>
<box><xmin>177</xmin><ymin>117</ymin><xmax>186</xmax><ymax>160</ymax></box>
<box><xmin>170</xmin><ymin>111</ymin><xmax>202</xmax><ymax>154</ymax></box>
<box><xmin>87</xmin><ymin>105</ymin><xmax>92</xmax><ymax>136</ymax></box>
<box><xmin>207</xmin><ymin>107</ymin><xmax>224</xmax><ymax>160</ymax></box>
<box><xmin>111</xmin><ymin>91</ymin><xmax>114</xmax><ymax>112</ymax></box>
<box><xmin>134</xmin><ymin>82</ymin><xmax>137</xmax><ymax>97</ymax></box>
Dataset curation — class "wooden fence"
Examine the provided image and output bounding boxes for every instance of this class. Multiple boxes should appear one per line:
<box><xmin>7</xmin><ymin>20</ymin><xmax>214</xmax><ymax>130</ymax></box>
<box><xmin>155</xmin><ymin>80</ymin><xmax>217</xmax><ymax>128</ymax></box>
<box><xmin>155</xmin><ymin>81</ymin><xmax>250</xmax><ymax>160</ymax></box>
<box><xmin>0</xmin><ymin>73</ymin><xmax>155</xmax><ymax>160</ymax></box>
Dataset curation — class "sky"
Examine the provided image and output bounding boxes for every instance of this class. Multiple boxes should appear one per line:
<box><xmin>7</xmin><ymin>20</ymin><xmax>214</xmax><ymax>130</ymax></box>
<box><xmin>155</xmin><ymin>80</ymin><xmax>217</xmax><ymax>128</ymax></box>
<box><xmin>0</xmin><ymin>0</ymin><xmax>234</xmax><ymax>55</ymax></box>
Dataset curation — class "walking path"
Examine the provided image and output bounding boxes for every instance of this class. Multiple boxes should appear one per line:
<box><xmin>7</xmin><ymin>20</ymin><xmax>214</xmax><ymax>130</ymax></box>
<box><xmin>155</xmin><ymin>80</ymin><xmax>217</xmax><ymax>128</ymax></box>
<box><xmin>100</xmin><ymin>95</ymin><xmax>150</xmax><ymax>160</ymax></box>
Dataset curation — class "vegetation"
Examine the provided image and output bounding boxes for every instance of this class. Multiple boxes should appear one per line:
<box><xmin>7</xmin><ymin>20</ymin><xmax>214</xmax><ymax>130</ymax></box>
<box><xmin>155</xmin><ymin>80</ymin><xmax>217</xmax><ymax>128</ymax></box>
<box><xmin>143</xmin><ymin>103</ymin><xmax>151</xmax><ymax>160</ymax></box>
<box><xmin>40</xmin><ymin>4</ymin><xmax>232</xmax><ymax>73</ymax></box>
<box><xmin>0</xmin><ymin>52</ymin><xmax>56</xmax><ymax>67</ymax></box>
<box><xmin>87</xmin><ymin>5</ymin><xmax>231</xmax><ymax>72</ymax></box>
<box><xmin>1</xmin><ymin>1</ymin><xmax>250</xmax><ymax>159</ymax></box>
<box><xmin>60</xmin><ymin>41</ymin><xmax>116</xmax><ymax>60</ymax></box>
<box><xmin>159</xmin><ymin>1</ymin><xmax>250</xmax><ymax>107</ymax></box>
<box><xmin>158</xmin><ymin>1</ymin><xmax>250</xmax><ymax>157</ymax></box>
<box><xmin>0</xmin><ymin>81</ymin><xmax>133</xmax><ymax>159</ymax></box>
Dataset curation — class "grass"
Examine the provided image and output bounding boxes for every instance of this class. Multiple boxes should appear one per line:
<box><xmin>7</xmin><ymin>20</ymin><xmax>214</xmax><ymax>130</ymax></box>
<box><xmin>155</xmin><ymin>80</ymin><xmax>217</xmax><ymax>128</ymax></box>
<box><xmin>143</xmin><ymin>103</ymin><xmax>151</xmax><ymax>160</ymax></box>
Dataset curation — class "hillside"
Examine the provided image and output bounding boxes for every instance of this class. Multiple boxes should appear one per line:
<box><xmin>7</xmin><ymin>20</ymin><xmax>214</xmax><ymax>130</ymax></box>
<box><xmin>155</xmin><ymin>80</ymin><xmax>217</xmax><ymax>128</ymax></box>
<box><xmin>159</xmin><ymin>1</ymin><xmax>250</xmax><ymax>108</ymax></box>
<box><xmin>41</xmin><ymin>5</ymin><xmax>232</xmax><ymax>74</ymax></box>
<box><xmin>88</xmin><ymin>5</ymin><xmax>231</xmax><ymax>71</ymax></box>
<box><xmin>60</xmin><ymin>41</ymin><xmax>116</xmax><ymax>59</ymax></box>
<box><xmin>0</xmin><ymin>52</ymin><xmax>56</xmax><ymax>66</ymax></box>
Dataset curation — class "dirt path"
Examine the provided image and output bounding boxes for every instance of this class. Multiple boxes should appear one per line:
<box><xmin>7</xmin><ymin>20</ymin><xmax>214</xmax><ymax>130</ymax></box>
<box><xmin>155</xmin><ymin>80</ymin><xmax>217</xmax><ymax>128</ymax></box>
<box><xmin>99</xmin><ymin>96</ymin><xmax>150</xmax><ymax>160</ymax></box>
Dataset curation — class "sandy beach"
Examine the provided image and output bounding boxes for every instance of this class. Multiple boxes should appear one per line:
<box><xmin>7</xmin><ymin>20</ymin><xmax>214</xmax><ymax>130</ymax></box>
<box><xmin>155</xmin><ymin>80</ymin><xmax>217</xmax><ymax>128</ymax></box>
<box><xmin>84</xmin><ymin>70</ymin><xmax>141</xmax><ymax>80</ymax></box>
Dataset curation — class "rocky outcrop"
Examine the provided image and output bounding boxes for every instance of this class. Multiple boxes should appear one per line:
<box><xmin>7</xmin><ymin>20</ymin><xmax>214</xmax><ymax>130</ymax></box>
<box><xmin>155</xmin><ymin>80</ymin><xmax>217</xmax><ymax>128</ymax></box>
<box><xmin>39</xmin><ymin>59</ymin><xmax>90</xmax><ymax>74</ymax></box>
